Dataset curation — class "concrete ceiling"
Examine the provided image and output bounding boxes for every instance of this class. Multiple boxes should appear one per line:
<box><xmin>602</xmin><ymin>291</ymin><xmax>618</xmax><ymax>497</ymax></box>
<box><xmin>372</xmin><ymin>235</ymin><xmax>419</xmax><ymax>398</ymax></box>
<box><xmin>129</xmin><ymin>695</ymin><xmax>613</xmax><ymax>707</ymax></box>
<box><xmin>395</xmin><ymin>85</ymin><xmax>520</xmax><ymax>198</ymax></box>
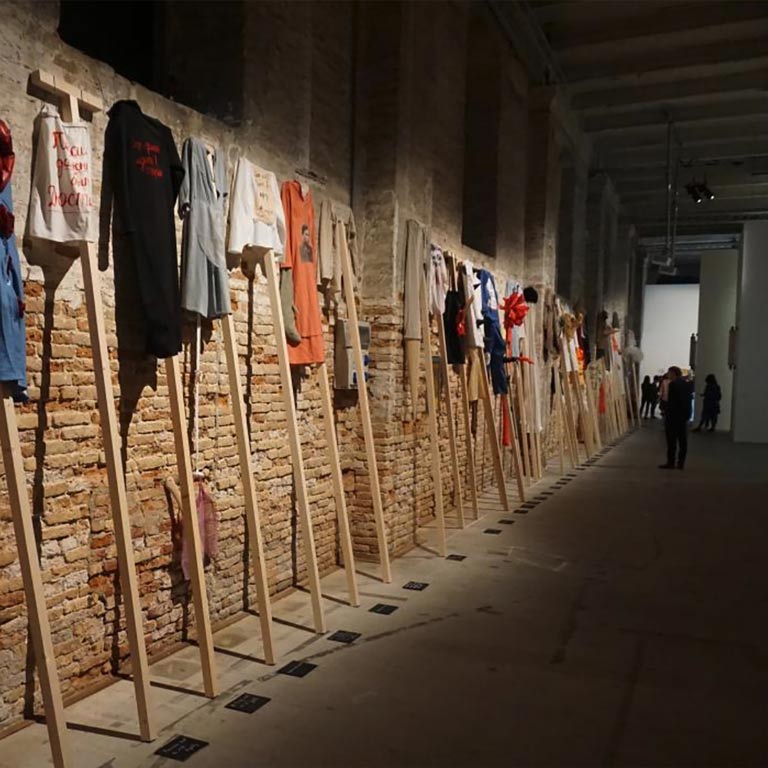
<box><xmin>531</xmin><ymin>0</ymin><xmax>768</xmax><ymax>233</ymax></box>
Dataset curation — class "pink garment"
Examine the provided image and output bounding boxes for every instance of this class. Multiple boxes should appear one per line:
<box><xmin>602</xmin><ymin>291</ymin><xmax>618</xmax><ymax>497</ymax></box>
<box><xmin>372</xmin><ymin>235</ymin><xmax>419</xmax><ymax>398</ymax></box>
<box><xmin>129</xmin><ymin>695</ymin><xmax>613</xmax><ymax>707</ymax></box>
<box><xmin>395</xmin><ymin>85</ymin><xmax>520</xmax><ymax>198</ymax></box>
<box><xmin>181</xmin><ymin>482</ymin><xmax>219</xmax><ymax>580</ymax></box>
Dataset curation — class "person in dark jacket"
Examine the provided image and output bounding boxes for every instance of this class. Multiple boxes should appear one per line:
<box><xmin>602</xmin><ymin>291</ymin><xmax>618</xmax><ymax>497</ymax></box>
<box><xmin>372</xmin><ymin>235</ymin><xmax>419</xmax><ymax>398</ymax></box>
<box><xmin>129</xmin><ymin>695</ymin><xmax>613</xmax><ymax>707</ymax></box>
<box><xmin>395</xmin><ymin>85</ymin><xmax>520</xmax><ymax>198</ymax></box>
<box><xmin>693</xmin><ymin>373</ymin><xmax>722</xmax><ymax>432</ymax></box>
<box><xmin>659</xmin><ymin>366</ymin><xmax>693</xmax><ymax>470</ymax></box>
<box><xmin>641</xmin><ymin>375</ymin><xmax>657</xmax><ymax>418</ymax></box>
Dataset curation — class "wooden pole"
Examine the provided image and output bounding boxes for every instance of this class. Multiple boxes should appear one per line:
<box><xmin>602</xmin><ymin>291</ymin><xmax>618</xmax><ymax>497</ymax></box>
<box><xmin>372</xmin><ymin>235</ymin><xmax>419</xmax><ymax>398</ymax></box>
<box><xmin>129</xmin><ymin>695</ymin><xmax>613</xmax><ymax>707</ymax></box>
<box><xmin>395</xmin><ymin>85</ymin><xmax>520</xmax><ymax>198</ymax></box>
<box><xmin>81</xmin><ymin>244</ymin><xmax>155</xmax><ymax>740</ymax></box>
<box><xmin>554</xmin><ymin>361</ymin><xmax>577</xmax><ymax>469</ymax></box>
<box><xmin>514</xmin><ymin>363</ymin><xmax>532</xmax><ymax>482</ymax></box>
<box><xmin>337</xmin><ymin>225</ymin><xmax>392</xmax><ymax>582</ymax></box>
<box><xmin>261</xmin><ymin>252</ymin><xmax>325</xmax><ymax>632</ymax></box>
<box><xmin>559</xmin><ymin>353</ymin><xmax>581</xmax><ymax>465</ymax></box>
<box><xmin>458</xmin><ymin>366</ymin><xmax>480</xmax><ymax>519</ymax></box>
<box><xmin>478</xmin><ymin>354</ymin><xmax>510</xmax><ymax>510</ymax></box>
<box><xmin>220</xmin><ymin>313</ymin><xmax>275</xmax><ymax>664</ymax></box>
<box><xmin>31</xmin><ymin>69</ymin><xmax>154</xmax><ymax>741</ymax></box>
<box><xmin>436</xmin><ymin>316</ymin><xmax>465</xmax><ymax>528</ymax></box>
<box><xmin>165</xmin><ymin>356</ymin><xmax>218</xmax><ymax>697</ymax></box>
<box><xmin>317</xmin><ymin>361</ymin><xmax>360</xmax><ymax>606</ymax></box>
<box><xmin>419</xmin><ymin>270</ymin><xmax>447</xmax><ymax>556</ymax></box>
<box><xmin>0</xmin><ymin>393</ymin><xmax>71</xmax><ymax>768</ymax></box>
<box><xmin>502</xmin><ymin>366</ymin><xmax>527</xmax><ymax>503</ymax></box>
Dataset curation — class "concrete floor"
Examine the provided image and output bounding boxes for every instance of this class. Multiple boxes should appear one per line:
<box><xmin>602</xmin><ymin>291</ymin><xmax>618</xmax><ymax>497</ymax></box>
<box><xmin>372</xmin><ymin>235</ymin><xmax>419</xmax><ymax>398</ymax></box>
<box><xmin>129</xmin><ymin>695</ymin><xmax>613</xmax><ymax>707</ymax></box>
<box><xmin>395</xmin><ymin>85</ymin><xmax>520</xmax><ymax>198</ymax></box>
<box><xmin>3</xmin><ymin>423</ymin><xmax>768</xmax><ymax>767</ymax></box>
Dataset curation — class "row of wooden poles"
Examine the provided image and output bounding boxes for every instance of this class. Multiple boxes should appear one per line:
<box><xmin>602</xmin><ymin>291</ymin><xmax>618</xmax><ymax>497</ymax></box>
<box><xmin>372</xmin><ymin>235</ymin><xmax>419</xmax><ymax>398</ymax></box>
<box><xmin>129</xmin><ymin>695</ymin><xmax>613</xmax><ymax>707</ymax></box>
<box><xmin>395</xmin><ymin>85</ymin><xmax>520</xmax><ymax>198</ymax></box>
<box><xmin>0</xmin><ymin>72</ymin><xmax>636</xmax><ymax>768</ymax></box>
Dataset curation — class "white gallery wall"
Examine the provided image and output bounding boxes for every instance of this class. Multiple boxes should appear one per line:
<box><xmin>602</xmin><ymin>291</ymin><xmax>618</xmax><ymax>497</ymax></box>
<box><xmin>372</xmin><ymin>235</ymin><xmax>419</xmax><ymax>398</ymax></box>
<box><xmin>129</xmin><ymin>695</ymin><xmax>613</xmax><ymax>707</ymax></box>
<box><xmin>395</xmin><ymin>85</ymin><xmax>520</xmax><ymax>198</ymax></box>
<box><xmin>696</xmin><ymin>249</ymin><xmax>738</xmax><ymax>431</ymax></box>
<box><xmin>640</xmin><ymin>284</ymin><xmax>700</xmax><ymax>383</ymax></box>
<box><xmin>733</xmin><ymin>221</ymin><xmax>768</xmax><ymax>443</ymax></box>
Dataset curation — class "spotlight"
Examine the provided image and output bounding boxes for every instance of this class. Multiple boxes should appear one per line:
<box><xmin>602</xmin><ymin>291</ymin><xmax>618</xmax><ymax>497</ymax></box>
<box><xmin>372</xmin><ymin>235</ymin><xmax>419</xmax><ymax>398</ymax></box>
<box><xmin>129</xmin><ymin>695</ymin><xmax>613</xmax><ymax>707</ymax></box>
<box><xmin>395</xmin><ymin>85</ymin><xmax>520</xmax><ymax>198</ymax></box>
<box><xmin>700</xmin><ymin>183</ymin><xmax>714</xmax><ymax>201</ymax></box>
<box><xmin>686</xmin><ymin>181</ymin><xmax>703</xmax><ymax>203</ymax></box>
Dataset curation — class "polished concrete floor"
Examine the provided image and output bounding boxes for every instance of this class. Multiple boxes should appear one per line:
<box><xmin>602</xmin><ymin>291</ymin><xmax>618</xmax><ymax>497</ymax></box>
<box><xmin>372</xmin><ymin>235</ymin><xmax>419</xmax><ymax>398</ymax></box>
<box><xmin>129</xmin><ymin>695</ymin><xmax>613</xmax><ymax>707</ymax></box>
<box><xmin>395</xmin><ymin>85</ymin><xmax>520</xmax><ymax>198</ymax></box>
<box><xmin>3</xmin><ymin>423</ymin><xmax>768</xmax><ymax>767</ymax></box>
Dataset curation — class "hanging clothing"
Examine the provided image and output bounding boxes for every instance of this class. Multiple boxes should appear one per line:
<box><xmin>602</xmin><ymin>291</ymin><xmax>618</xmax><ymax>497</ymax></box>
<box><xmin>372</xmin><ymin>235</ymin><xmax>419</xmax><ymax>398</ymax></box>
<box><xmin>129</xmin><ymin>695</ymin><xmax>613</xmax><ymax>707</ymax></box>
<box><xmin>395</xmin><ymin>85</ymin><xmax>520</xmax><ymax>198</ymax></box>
<box><xmin>317</xmin><ymin>199</ymin><xmax>358</xmax><ymax>308</ymax></box>
<box><xmin>281</xmin><ymin>180</ymin><xmax>324</xmax><ymax>365</ymax></box>
<box><xmin>0</xmin><ymin>119</ymin><xmax>26</xmax><ymax>402</ymax></box>
<box><xmin>403</xmin><ymin>219</ymin><xmax>427</xmax><ymax>409</ymax></box>
<box><xmin>105</xmin><ymin>100</ymin><xmax>184</xmax><ymax>359</ymax></box>
<box><xmin>461</xmin><ymin>260</ymin><xmax>484</xmax><ymax>349</ymax></box>
<box><xmin>178</xmin><ymin>138</ymin><xmax>230</xmax><ymax>319</ymax></box>
<box><xmin>28</xmin><ymin>104</ymin><xmax>96</xmax><ymax>243</ymax></box>
<box><xmin>403</xmin><ymin>219</ymin><xmax>426</xmax><ymax>342</ymax></box>
<box><xmin>443</xmin><ymin>257</ymin><xmax>466</xmax><ymax>366</ymax></box>
<box><xmin>479</xmin><ymin>269</ymin><xmax>508</xmax><ymax>396</ymax></box>
<box><xmin>227</xmin><ymin>157</ymin><xmax>285</xmax><ymax>261</ymax></box>
<box><xmin>428</xmin><ymin>244</ymin><xmax>449</xmax><ymax>316</ymax></box>
<box><xmin>181</xmin><ymin>481</ymin><xmax>219</xmax><ymax>580</ymax></box>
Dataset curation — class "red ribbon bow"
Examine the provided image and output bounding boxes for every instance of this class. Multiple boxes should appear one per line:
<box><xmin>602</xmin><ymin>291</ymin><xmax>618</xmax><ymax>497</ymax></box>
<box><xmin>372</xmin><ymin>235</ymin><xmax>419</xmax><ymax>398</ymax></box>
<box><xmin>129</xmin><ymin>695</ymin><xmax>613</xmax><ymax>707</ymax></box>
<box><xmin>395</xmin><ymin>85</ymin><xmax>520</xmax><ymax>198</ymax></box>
<box><xmin>502</xmin><ymin>291</ymin><xmax>529</xmax><ymax>331</ymax></box>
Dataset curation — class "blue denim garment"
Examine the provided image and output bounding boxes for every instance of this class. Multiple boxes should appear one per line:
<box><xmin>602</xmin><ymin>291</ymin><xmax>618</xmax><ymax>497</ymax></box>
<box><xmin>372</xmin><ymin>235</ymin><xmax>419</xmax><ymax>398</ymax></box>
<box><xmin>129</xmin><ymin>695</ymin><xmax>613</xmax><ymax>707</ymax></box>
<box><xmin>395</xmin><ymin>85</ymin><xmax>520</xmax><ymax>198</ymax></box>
<box><xmin>479</xmin><ymin>269</ymin><xmax>508</xmax><ymax>396</ymax></box>
<box><xmin>0</xmin><ymin>174</ymin><xmax>27</xmax><ymax>402</ymax></box>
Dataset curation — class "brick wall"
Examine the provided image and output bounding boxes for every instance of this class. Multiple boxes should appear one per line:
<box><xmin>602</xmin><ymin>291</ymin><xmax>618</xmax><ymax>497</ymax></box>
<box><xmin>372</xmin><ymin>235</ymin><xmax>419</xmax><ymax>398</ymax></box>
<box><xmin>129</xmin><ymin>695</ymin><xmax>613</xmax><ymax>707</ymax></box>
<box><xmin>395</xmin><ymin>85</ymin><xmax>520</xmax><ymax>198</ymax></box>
<box><xmin>0</xmin><ymin>0</ymin><xmax>554</xmax><ymax>733</ymax></box>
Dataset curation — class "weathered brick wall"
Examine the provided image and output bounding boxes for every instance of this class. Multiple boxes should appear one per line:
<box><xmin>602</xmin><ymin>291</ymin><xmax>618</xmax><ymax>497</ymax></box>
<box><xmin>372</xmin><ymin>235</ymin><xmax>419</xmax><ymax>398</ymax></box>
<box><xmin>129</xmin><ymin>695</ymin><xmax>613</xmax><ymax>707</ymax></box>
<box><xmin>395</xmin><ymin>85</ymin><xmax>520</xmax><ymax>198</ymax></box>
<box><xmin>0</xmin><ymin>0</ymin><xmax>549</xmax><ymax>733</ymax></box>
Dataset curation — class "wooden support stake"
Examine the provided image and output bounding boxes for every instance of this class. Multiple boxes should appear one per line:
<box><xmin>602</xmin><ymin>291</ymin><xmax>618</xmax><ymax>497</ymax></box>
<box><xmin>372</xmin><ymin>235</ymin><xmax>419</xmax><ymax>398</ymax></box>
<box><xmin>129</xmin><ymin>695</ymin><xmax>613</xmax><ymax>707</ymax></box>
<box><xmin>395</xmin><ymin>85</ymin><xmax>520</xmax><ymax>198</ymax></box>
<box><xmin>514</xmin><ymin>363</ymin><xmax>532</xmax><ymax>482</ymax></box>
<box><xmin>31</xmin><ymin>69</ymin><xmax>154</xmax><ymax>741</ymax></box>
<box><xmin>0</xmin><ymin>393</ymin><xmax>71</xmax><ymax>768</ymax></box>
<box><xmin>261</xmin><ymin>252</ymin><xmax>325</xmax><ymax>632</ymax></box>
<box><xmin>458</xmin><ymin>366</ymin><xmax>480</xmax><ymax>519</ymax></box>
<box><xmin>502</xmin><ymin>366</ymin><xmax>527</xmax><ymax>503</ymax></box>
<box><xmin>220</xmin><ymin>313</ymin><xmax>275</xmax><ymax>663</ymax></box>
<box><xmin>436</xmin><ymin>316</ymin><xmax>465</xmax><ymax>528</ymax></box>
<box><xmin>554</xmin><ymin>362</ymin><xmax>577</xmax><ymax>469</ymax></box>
<box><xmin>317</xmin><ymin>361</ymin><xmax>360</xmax><ymax>606</ymax></box>
<box><xmin>478</xmin><ymin>353</ymin><xmax>510</xmax><ymax>510</ymax></box>
<box><xmin>419</xmin><ymin>270</ymin><xmax>447</xmax><ymax>556</ymax></box>
<box><xmin>81</xmin><ymin>243</ymin><xmax>155</xmax><ymax>740</ymax></box>
<box><xmin>165</xmin><ymin>355</ymin><xmax>218</xmax><ymax>697</ymax></box>
<box><xmin>338</xmin><ymin>225</ymin><xmax>391</xmax><ymax>582</ymax></box>
<box><xmin>559</xmin><ymin>354</ymin><xmax>581</xmax><ymax>465</ymax></box>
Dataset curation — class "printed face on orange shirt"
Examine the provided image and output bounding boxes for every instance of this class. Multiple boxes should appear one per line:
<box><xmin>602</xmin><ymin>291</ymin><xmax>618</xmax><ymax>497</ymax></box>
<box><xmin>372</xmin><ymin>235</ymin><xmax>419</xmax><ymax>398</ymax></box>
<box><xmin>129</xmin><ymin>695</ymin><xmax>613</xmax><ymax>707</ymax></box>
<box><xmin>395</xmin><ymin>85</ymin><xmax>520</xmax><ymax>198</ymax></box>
<box><xmin>300</xmin><ymin>224</ymin><xmax>313</xmax><ymax>263</ymax></box>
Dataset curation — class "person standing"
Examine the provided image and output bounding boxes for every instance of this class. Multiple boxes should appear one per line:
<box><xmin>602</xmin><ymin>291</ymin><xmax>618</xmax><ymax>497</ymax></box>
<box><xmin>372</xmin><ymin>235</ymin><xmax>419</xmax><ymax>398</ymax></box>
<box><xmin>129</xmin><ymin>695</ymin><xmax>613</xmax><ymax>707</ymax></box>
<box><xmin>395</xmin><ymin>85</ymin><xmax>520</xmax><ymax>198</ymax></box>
<box><xmin>650</xmin><ymin>375</ymin><xmax>662</xmax><ymax>418</ymax></box>
<box><xmin>641</xmin><ymin>375</ymin><xmax>657</xmax><ymax>418</ymax></box>
<box><xmin>693</xmin><ymin>374</ymin><xmax>722</xmax><ymax>432</ymax></box>
<box><xmin>659</xmin><ymin>366</ymin><xmax>692</xmax><ymax>470</ymax></box>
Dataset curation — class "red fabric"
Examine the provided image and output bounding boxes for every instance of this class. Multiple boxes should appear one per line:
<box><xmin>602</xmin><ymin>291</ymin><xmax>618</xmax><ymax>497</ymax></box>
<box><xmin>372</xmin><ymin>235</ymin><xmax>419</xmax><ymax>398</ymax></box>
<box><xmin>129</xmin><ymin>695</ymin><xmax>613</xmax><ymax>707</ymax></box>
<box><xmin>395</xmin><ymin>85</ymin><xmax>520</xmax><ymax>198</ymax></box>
<box><xmin>502</xmin><ymin>292</ymin><xmax>529</xmax><ymax>342</ymax></box>
<box><xmin>501</xmin><ymin>394</ymin><xmax>511</xmax><ymax>446</ymax></box>
<box><xmin>0</xmin><ymin>119</ymin><xmax>15</xmax><ymax>193</ymax></box>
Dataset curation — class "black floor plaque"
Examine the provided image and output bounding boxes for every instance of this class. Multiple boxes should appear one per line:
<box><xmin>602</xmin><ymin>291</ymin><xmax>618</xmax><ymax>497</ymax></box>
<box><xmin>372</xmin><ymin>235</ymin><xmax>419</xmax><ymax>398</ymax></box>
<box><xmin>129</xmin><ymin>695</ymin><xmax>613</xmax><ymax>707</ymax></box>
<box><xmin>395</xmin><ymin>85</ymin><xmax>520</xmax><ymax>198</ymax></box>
<box><xmin>155</xmin><ymin>735</ymin><xmax>209</xmax><ymax>762</ymax></box>
<box><xmin>403</xmin><ymin>581</ymin><xmax>429</xmax><ymax>591</ymax></box>
<box><xmin>370</xmin><ymin>603</ymin><xmax>398</xmax><ymax>615</ymax></box>
<box><xmin>521</xmin><ymin>503</ymin><xmax>537</xmax><ymax>509</ymax></box>
<box><xmin>484</xmin><ymin>528</ymin><xmax>502</xmax><ymax>535</ymax></box>
<box><xmin>277</xmin><ymin>660</ymin><xmax>317</xmax><ymax>678</ymax></box>
<box><xmin>498</xmin><ymin>519</ymin><xmax>515</xmax><ymax>525</ymax></box>
<box><xmin>329</xmin><ymin>630</ymin><xmax>361</xmax><ymax>644</ymax></box>
<box><xmin>514</xmin><ymin>508</ymin><xmax>528</xmax><ymax>514</ymax></box>
<box><xmin>447</xmin><ymin>553</ymin><xmax>467</xmax><ymax>561</ymax></box>
<box><xmin>225</xmin><ymin>693</ymin><xmax>271</xmax><ymax>714</ymax></box>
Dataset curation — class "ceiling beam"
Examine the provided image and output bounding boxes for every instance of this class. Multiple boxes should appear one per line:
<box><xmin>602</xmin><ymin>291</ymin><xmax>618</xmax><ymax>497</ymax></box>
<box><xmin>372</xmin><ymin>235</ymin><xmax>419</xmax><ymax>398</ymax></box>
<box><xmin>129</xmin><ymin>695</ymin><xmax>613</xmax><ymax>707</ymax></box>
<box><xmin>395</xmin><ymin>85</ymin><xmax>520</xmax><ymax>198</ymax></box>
<box><xmin>582</xmin><ymin>97</ymin><xmax>768</xmax><ymax>133</ymax></box>
<box><xmin>562</xmin><ymin>39</ymin><xmax>768</xmax><ymax>84</ymax></box>
<box><xmin>537</xmin><ymin>2</ymin><xmax>768</xmax><ymax>49</ymax></box>
<box><xmin>593</xmin><ymin>117</ymin><xmax>768</xmax><ymax>152</ymax></box>
<box><xmin>573</xmin><ymin>69</ymin><xmax>768</xmax><ymax>112</ymax></box>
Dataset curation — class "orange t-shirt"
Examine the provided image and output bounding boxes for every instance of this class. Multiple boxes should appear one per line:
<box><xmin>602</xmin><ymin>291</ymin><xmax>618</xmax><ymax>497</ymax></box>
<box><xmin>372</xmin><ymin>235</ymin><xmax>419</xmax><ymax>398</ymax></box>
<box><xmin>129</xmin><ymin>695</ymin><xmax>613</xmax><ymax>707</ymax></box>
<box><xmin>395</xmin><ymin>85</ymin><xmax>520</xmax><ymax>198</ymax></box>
<box><xmin>280</xmin><ymin>181</ymin><xmax>325</xmax><ymax>365</ymax></box>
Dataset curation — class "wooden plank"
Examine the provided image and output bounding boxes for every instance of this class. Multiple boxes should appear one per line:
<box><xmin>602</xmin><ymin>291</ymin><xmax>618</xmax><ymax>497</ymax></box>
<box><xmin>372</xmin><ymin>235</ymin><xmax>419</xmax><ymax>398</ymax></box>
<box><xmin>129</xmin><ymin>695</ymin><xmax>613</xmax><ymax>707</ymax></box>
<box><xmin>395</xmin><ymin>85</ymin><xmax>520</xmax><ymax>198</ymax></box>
<box><xmin>165</xmin><ymin>355</ymin><xmax>218</xmax><ymax>698</ymax></box>
<box><xmin>337</xmin><ymin>224</ymin><xmax>391</xmax><ymax>582</ymax></box>
<box><xmin>261</xmin><ymin>252</ymin><xmax>325</xmax><ymax>632</ymax></box>
<box><xmin>458</xmin><ymin>366</ymin><xmax>480</xmax><ymax>519</ymax></box>
<box><xmin>554</xmin><ymin>360</ymin><xmax>577</xmax><ymax>469</ymax></box>
<box><xmin>80</xmin><ymin>243</ymin><xmax>155</xmax><ymax>740</ymax></box>
<box><xmin>559</xmin><ymin>353</ymin><xmax>581</xmax><ymax>465</ymax></box>
<box><xmin>436</xmin><ymin>315</ymin><xmax>465</xmax><ymax>528</ymax></box>
<box><xmin>502</xmin><ymin>366</ymin><xmax>527</xmax><ymax>503</ymax></box>
<box><xmin>0</xmin><ymin>393</ymin><xmax>71</xmax><ymax>768</ymax></box>
<box><xmin>478</xmin><ymin>352</ymin><xmax>510</xmax><ymax>511</ymax></box>
<box><xmin>30</xmin><ymin>69</ymin><xmax>103</xmax><ymax>114</ymax></box>
<box><xmin>220</xmin><ymin>313</ymin><xmax>275</xmax><ymax>664</ymax></box>
<box><xmin>514</xmin><ymin>362</ymin><xmax>532</xmax><ymax>482</ymax></box>
<box><xmin>419</xmin><ymin>270</ymin><xmax>447</xmax><ymax>556</ymax></box>
<box><xmin>317</xmin><ymin>361</ymin><xmax>360</xmax><ymax>606</ymax></box>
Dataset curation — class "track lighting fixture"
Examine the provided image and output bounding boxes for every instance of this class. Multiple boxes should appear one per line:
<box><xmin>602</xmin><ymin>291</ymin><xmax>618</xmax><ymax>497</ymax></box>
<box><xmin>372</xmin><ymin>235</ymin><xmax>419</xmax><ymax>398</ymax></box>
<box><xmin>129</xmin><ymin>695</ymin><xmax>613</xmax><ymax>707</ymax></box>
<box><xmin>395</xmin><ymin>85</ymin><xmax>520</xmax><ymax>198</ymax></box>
<box><xmin>685</xmin><ymin>178</ymin><xmax>714</xmax><ymax>203</ymax></box>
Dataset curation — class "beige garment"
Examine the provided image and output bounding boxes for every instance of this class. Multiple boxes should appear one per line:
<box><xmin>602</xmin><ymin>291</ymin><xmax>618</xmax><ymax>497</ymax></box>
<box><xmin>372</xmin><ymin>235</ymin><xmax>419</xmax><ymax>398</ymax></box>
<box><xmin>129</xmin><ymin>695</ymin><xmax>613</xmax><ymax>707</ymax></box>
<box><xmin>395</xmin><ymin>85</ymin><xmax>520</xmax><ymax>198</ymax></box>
<box><xmin>318</xmin><ymin>199</ymin><xmax>358</xmax><ymax>307</ymax></box>
<box><xmin>466</xmin><ymin>347</ymin><xmax>484</xmax><ymax>403</ymax></box>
